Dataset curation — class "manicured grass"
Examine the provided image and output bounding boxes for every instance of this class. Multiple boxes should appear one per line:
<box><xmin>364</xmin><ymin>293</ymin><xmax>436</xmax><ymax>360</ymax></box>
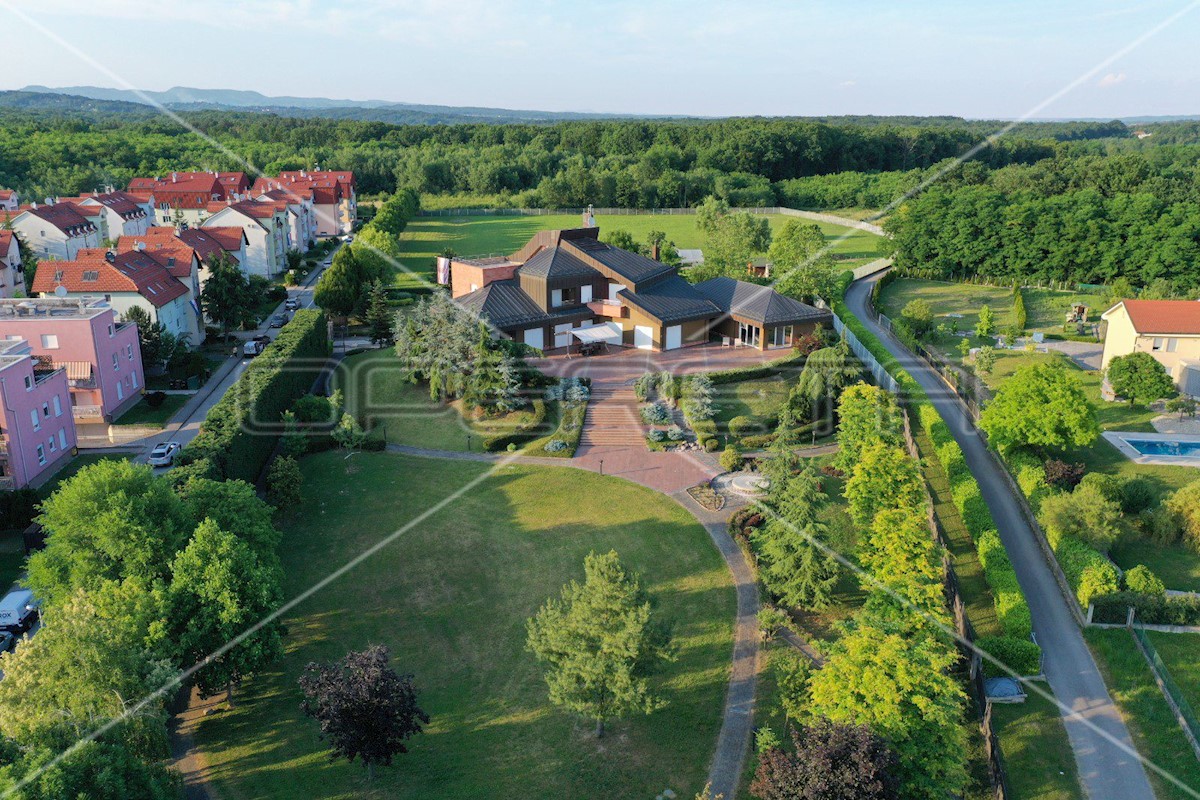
<box><xmin>112</xmin><ymin>394</ymin><xmax>188</xmax><ymax>427</ymax></box>
<box><xmin>1145</xmin><ymin>632</ymin><xmax>1200</xmax><ymax>714</ymax></box>
<box><xmin>1111</xmin><ymin>539</ymin><xmax>1200</xmax><ymax>593</ymax></box>
<box><xmin>1085</xmin><ymin>628</ymin><xmax>1200</xmax><ymax>800</ymax></box>
<box><xmin>990</xmin><ymin>690</ymin><xmax>1084</xmax><ymax>800</ymax></box>
<box><xmin>334</xmin><ymin>349</ymin><xmax>551</xmax><ymax>452</ymax></box>
<box><xmin>879</xmin><ymin>278</ymin><xmax>1105</xmax><ymax>343</ymax></box>
<box><xmin>395</xmin><ymin>213</ymin><xmax>888</xmax><ymax>288</ymax></box>
<box><xmin>194</xmin><ymin>451</ymin><xmax>735</xmax><ymax>800</ymax></box>
<box><xmin>712</xmin><ymin>375</ymin><xmax>791</xmax><ymax>438</ymax></box>
<box><xmin>0</xmin><ymin>548</ymin><xmax>26</xmax><ymax>592</ymax></box>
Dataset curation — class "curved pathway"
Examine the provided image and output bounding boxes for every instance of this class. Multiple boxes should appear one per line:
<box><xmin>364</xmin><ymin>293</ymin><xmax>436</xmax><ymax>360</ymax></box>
<box><xmin>385</xmin><ymin>443</ymin><xmax>759</xmax><ymax>799</ymax></box>
<box><xmin>846</xmin><ymin>273</ymin><xmax>1154</xmax><ymax>800</ymax></box>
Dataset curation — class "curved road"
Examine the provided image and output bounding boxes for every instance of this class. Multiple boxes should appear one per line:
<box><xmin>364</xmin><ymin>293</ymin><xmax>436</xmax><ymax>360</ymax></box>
<box><xmin>846</xmin><ymin>273</ymin><xmax>1154</xmax><ymax>800</ymax></box>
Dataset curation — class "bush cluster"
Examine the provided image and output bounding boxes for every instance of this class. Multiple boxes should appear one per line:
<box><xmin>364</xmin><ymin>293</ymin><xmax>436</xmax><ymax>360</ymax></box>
<box><xmin>181</xmin><ymin>309</ymin><xmax>328</xmax><ymax>481</ymax></box>
<box><xmin>482</xmin><ymin>399</ymin><xmax>549</xmax><ymax>452</ymax></box>
<box><xmin>1090</xmin><ymin>592</ymin><xmax>1200</xmax><ymax>626</ymax></box>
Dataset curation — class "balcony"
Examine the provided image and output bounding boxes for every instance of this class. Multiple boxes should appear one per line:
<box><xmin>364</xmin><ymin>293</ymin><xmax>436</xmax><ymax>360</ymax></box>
<box><xmin>72</xmin><ymin>404</ymin><xmax>104</xmax><ymax>421</ymax></box>
<box><xmin>586</xmin><ymin>299</ymin><xmax>627</xmax><ymax>319</ymax></box>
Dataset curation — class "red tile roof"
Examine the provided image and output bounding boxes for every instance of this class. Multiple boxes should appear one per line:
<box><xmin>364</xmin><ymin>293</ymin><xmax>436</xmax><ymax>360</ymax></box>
<box><xmin>0</xmin><ymin>190</ymin><xmax>14</xmax><ymax>202</ymax></box>
<box><xmin>75</xmin><ymin>191</ymin><xmax>146</xmax><ymax>220</ymax></box>
<box><xmin>120</xmin><ymin>227</ymin><xmax>241</xmax><ymax>266</ymax></box>
<box><xmin>1120</xmin><ymin>299</ymin><xmax>1200</xmax><ymax>335</ymax></box>
<box><xmin>20</xmin><ymin>203</ymin><xmax>98</xmax><ymax>236</ymax></box>
<box><xmin>185</xmin><ymin>226</ymin><xmax>246</xmax><ymax>253</ymax></box>
<box><xmin>114</xmin><ymin>237</ymin><xmax>199</xmax><ymax>279</ymax></box>
<box><xmin>0</xmin><ymin>231</ymin><xmax>14</xmax><ymax>259</ymax></box>
<box><xmin>32</xmin><ymin>249</ymin><xmax>188</xmax><ymax>307</ymax></box>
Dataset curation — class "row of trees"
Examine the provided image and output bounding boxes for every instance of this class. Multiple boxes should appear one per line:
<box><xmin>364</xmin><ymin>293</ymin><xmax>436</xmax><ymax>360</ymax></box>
<box><xmin>0</xmin><ymin>461</ymin><xmax>284</xmax><ymax>796</ymax></box>
<box><xmin>752</xmin><ymin>382</ymin><xmax>968</xmax><ymax>799</ymax></box>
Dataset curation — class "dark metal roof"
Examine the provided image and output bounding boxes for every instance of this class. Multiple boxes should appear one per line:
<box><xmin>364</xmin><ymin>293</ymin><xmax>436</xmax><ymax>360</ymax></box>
<box><xmin>568</xmin><ymin>238</ymin><xmax>675</xmax><ymax>284</ymax></box>
<box><xmin>455</xmin><ymin>280</ymin><xmax>548</xmax><ymax>329</ymax></box>
<box><xmin>517</xmin><ymin>247</ymin><xmax>600</xmax><ymax>280</ymax></box>
<box><xmin>618</xmin><ymin>276</ymin><xmax>722</xmax><ymax>325</ymax></box>
<box><xmin>456</xmin><ymin>281</ymin><xmax>591</xmax><ymax>331</ymax></box>
<box><xmin>692</xmin><ymin>277</ymin><xmax>831</xmax><ymax>326</ymax></box>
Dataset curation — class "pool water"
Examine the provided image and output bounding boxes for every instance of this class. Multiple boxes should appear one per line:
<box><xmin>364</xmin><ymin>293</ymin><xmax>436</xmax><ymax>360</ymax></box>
<box><xmin>1126</xmin><ymin>439</ymin><xmax>1200</xmax><ymax>458</ymax></box>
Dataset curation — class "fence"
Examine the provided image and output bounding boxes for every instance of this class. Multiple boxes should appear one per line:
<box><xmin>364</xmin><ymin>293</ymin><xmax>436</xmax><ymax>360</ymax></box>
<box><xmin>417</xmin><ymin>205</ymin><xmax>888</xmax><ymax>235</ymax></box>
<box><xmin>1131</xmin><ymin>626</ymin><xmax>1200</xmax><ymax>761</ymax></box>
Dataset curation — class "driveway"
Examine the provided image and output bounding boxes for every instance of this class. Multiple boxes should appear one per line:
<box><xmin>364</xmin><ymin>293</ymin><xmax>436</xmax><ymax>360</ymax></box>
<box><xmin>1042</xmin><ymin>339</ymin><xmax>1103</xmax><ymax>371</ymax></box>
<box><xmin>846</xmin><ymin>273</ymin><xmax>1154</xmax><ymax>800</ymax></box>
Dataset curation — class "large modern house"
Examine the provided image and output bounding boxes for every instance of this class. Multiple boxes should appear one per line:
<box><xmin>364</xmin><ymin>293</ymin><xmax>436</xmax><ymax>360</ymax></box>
<box><xmin>445</xmin><ymin>227</ymin><xmax>830</xmax><ymax>352</ymax></box>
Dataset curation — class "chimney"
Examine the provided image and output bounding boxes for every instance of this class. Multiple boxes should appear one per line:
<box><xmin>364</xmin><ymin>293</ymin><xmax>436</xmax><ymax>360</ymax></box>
<box><xmin>171</xmin><ymin>173</ymin><xmax>178</xmax><ymax>183</ymax></box>
<box><xmin>651</xmin><ymin>242</ymin><xmax>661</xmax><ymax>261</ymax></box>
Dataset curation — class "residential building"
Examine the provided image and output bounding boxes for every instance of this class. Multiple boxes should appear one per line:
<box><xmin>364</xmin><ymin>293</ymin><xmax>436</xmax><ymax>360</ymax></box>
<box><xmin>0</xmin><ymin>297</ymin><xmax>143</xmax><ymax>423</ymax></box>
<box><xmin>0</xmin><ymin>337</ymin><xmax>77</xmax><ymax>489</ymax></box>
<box><xmin>258</xmin><ymin>170</ymin><xmax>356</xmax><ymax>236</ymax></box>
<box><xmin>127</xmin><ymin>171</ymin><xmax>250</xmax><ymax>227</ymax></box>
<box><xmin>122</xmin><ymin>225</ymin><xmax>248</xmax><ymax>281</ymax></box>
<box><xmin>256</xmin><ymin>189</ymin><xmax>315</xmax><ymax>251</ymax></box>
<box><xmin>30</xmin><ymin>248</ymin><xmax>200</xmax><ymax>345</ymax></box>
<box><xmin>115</xmin><ymin>239</ymin><xmax>203</xmax><ymax>326</ymax></box>
<box><xmin>0</xmin><ymin>189</ymin><xmax>17</xmax><ymax>212</ymax></box>
<box><xmin>75</xmin><ymin>190</ymin><xmax>152</xmax><ymax>238</ymax></box>
<box><xmin>449</xmin><ymin>227</ymin><xmax>830</xmax><ymax>351</ymax></box>
<box><xmin>0</xmin><ymin>232</ymin><xmax>21</xmax><ymax>298</ymax></box>
<box><xmin>201</xmin><ymin>200</ymin><xmax>289</xmax><ymax>278</ymax></box>
<box><xmin>1</xmin><ymin>203</ymin><xmax>102</xmax><ymax>262</ymax></box>
<box><xmin>1101</xmin><ymin>299</ymin><xmax>1200</xmax><ymax>397</ymax></box>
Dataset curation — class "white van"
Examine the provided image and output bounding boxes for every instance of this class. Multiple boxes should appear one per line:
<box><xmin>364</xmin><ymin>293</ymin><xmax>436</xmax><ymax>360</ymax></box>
<box><xmin>0</xmin><ymin>589</ymin><xmax>39</xmax><ymax>634</ymax></box>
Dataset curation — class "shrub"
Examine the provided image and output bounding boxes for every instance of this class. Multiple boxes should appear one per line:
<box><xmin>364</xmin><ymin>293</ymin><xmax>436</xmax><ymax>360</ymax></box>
<box><xmin>482</xmin><ymin>399</ymin><xmax>548</xmax><ymax>452</ymax></box>
<box><xmin>728</xmin><ymin>506</ymin><xmax>763</xmax><ymax>538</ymax></box>
<box><xmin>545</xmin><ymin>439</ymin><xmax>567</xmax><ymax>452</ymax></box>
<box><xmin>666</xmin><ymin>425</ymin><xmax>685</xmax><ymax>442</ymax></box>
<box><xmin>976</xmin><ymin>530</ymin><xmax>1033</xmax><ymax>639</ymax></box>
<box><xmin>648</xmin><ymin>429</ymin><xmax>666</xmax><ymax>443</ymax></box>
<box><xmin>978</xmin><ymin>636</ymin><xmax>1042</xmax><ymax>677</ymax></box>
<box><xmin>144</xmin><ymin>391</ymin><xmax>167</xmax><ymax>409</ymax></box>
<box><xmin>728</xmin><ymin>415</ymin><xmax>758</xmax><ymax>439</ymax></box>
<box><xmin>1017</xmin><ymin>465</ymin><xmax>1053</xmax><ymax>512</ymax></box>
<box><xmin>692</xmin><ymin>418</ymin><xmax>718</xmax><ymax>449</ymax></box>
<box><xmin>950</xmin><ymin>479</ymin><xmax>993</xmax><ymax>539</ymax></box>
<box><xmin>1079</xmin><ymin>472</ymin><xmax>1122</xmax><ymax>503</ymax></box>
<box><xmin>266</xmin><ymin>455</ymin><xmax>302</xmax><ymax>509</ymax></box>
<box><xmin>705</xmin><ymin>438</ymin><xmax>720</xmax><ymax>452</ymax></box>
<box><xmin>707</xmin><ymin>350</ymin><xmax>805</xmax><ymax>385</ymax></box>
<box><xmin>640</xmin><ymin>402</ymin><xmax>670</xmax><ymax>426</ymax></box>
<box><xmin>1124</xmin><ymin>565</ymin><xmax>1166</xmax><ymax>596</ymax></box>
<box><xmin>1090</xmin><ymin>592</ymin><xmax>1200</xmax><ymax>626</ymax></box>
<box><xmin>1119</xmin><ymin>478</ymin><xmax>1156</xmax><ymax>514</ymax></box>
<box><xmin>1039</xmin><ymin>484</ymin><xmax>1125</xmax><ymax>553</ymax></box>
<box><xmin>181</xmin><ymin>309</ymin><xmax>329</xmax><ymax>481</ymax></box>
<box><xmin>507</xmin><ymin>443</ymin><xmax>517</xmax><ymax>452</ymax></box>
<box><xmin>937</xmin><ymin>441</ymin><xmax>968</xmax><ymax>483</ymax></box>
<box><xmin>1165</xmin><ymin>479</ymin><xmax>1200</xmax><ymax>553</ymax></box>
<box><xmin>293</xmin><ymin>393</ymin><xmax>337</xmax><ymax>424</ymax></box>
<box><xmin>1043</xmin><ymin>459</ymin><xmax>1085</xmax><ymax>491</ymax></box>
<box><xmin>720</xmin><ymin>444</ymin><xmax>744</xmax><ymax>473</ymax></box>
<box><xmin>1054</xmin><ymin>536</ymin><xmax>1120</xmax><ymax>607</ymax></box>
<box><xmin>633</xmin><ymin>372</ymin><xmax>656</xmax><ymax>401</ymax></box>
<box><xmin>1141</xmin><ymin>504</ymin><xmax>1183</xmax><ymax>545</ymax></box>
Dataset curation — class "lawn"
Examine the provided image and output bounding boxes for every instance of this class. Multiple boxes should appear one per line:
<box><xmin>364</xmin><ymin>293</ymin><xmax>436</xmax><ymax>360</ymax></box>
<box><xmin>1145</xmin><ymin>632</ymin><xmax>1200</xmax><ymax>714</ymax></box>
<box><xmin>394</xmin><ymin>213</ymin><xmax>888</xmax><ymax>289</ymax></box>
<box><xmin>989</xmin><ymin>690</ymin><xmax>1083</xmax><ymax>800</ymax></box>
<box><xmin>334</xmin><ymin>349</ymin><xmax>554</xmax><ymax>452</ymax></box>
<box><xmin>194</xmin><ymin>451</ymin><xmax>735</xmax><ymax>800</ymax></box>
<box><xmin>712</xmin><ymin>375</ymin><xmax>792</xmax><ymax>439</ymax></box>
<box><xmin>1085</xmin><ymin>628</ymin><xmax>1200</xmax><ymax>800</ymax></box>
<box><xmin>112</xmin><ymin>394</ymin><xmax>188</xmax><ymax>427</ymax></box>
<box><xmin>1111</xmin><ymin>539</ymin><xmax>1200</xmax><ymax>593</ymax></box>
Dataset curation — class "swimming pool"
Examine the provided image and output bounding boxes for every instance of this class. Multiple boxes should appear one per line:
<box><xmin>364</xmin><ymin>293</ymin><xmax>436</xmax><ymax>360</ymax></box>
<box><xmin>1125</xmin><ymin>438</ymin><xmax>1200</xmax><ymax>458</ymax></box>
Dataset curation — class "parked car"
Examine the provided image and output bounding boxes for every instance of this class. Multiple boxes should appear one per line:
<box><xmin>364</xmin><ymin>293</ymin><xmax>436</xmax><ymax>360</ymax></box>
<box><xmin>243</xmin><ymin>337</ymin><xmax>269</xmax><ymax>357</ymax></box>
<box><xmin>269</xmin><ymin>313</ymin><xmax>289</xmax><ymax>329</ymax></box>
<box><xmin>148</xmin><ymin>441</ymin><xmax>181</xmax><ymax>467</ymax></box>
<box><xmin>0</xmin><ymin>631</ymin><xmax>14</xmax><ymax>653</ymax></box>
<box><xmin>0</xmin><ymin>589</ymin><xmax>39</xmax><ymax>635</ymax></box>
<box><xmin>345</xmin><ymin>235</ymin><xmax>354</xmax><ymax>243</ymax></box>
<box><xmin>284</xmin><ymin>298</ymin><xmax>300</xmax><ymax>311</ymax></box>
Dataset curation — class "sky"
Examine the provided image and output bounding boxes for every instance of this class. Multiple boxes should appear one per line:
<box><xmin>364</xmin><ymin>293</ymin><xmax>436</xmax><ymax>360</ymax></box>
<box><xmin>1</xmin><ymin>0</ymin><xmax>1199</xmax><ymax>119</ymax></box>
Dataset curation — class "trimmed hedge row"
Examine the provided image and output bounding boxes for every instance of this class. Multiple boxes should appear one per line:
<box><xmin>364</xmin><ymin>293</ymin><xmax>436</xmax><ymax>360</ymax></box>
<box><xmin>707</xmin><ymin>349</ymin><xmax>805</xmax><ymax>385</ymax></box>
<box><xmin>977</xmin><ymin>635</ymin><xmax>1043</xmax><ymax>678</ymax></box>
<box><xmin>1054</xmin><ymin>535</ymin><xmax>1120</xmax><ymax>608</ymax></box>
<box><xmin>482</xmin><ymin>399</ymin><xmax>548</xmax><ymax>452</ymax></box>
<box><xmin>1091</xmin><ymin>592</ymin><xmax>1200</xmax><ymax>626</ymax></box>
<box><xmin>838</xmin><ymin>299</ymin><xmax>1040</xmax><ymax>655</ymax></box>
<box><xmin>182</xmin><ymin>309</ymin><xmax>329</xmax><ymax>481</ymax></box>
<box><xmin>531</xmin><ymin>401</ymin><xmax>587</xmax><ymax>458</ymax></box>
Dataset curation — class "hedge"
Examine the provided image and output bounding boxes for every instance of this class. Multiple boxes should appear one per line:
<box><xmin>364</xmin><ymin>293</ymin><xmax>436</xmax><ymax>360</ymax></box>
<box><xmin>691</xmin><ymin>418</ymin><xmax>719</xmax><ymax>449</ymax></box>
<box><xmin>977</xmin><ymin>530</ymin><xmax>1034</xmax><ymax>639</ymax></box>
<box><xmin>707</xmin><ymin>349</ymin><xmax>806</xmax><ymax>385</ymax></box>
<box><xmin>1054</xmin><ymin>535</ymin><xmax>1120</xmax><ymax>608</ymax></box>
<box><xmin>1090</xmin><ymin>592</ymin><xmax>1200</xmax><ymax>626</ymax></box>
<box><xmin>978</xmin><ymin>636</ymin><xmax>1043</xmax><ymax>678</ymax></box>
<box><xmin>482</xmin><ymin>399</ymin><xmax>549</xmax><ymax>452</ymax></box>
<box><xmin>530</xmin><ymin>401</ymin><xmax>586</xmax><ymax>458</ymax></box>
<box><xmin>181</xmin><ymin>309</ymin><xmax>328</xmax><ymax>481</ymax></box>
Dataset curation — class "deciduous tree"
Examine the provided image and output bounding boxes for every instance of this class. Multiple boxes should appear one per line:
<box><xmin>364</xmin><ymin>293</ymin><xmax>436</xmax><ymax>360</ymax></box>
<box><xmin>979</xmin><ymin>363</ymin><xmax>1099</xmax><ymax>452</ymax></box>
<box><xmin>843</xmin><ymin>443</ymin><xmax>925</xmax><ymax>527</ymax></box>
<box><xmin>200</xmin><ymin>253</ymin><xmax>251</xmax><ymax>341</ymax></box>
<box><xmin>834</xmin><ymin>383</ymin><xmax>903</xmax><ymax>473</ymax></box>
<box><xmin>751</xmin><ymin>720</ymin><xmax>900</xmax><ymax>800</ymax></box>
<box><xmin>1106</xmin><ymin>351</ymin><xmax>1177</xmax><ymax>406</ymax></box>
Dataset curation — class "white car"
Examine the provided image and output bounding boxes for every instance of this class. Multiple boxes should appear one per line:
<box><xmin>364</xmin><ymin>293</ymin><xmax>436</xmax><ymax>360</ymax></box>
<box><xmin>148</xmin><ymin>441</ymin><xmax>181</xmax><ymax>467</ymax></box>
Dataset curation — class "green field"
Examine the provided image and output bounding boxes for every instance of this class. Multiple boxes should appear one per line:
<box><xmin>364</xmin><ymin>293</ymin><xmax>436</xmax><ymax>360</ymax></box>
<box><xmin>194</xmin><ymin>452</ymin><xmax>735</xmax><ymax>800</ymax></box>
<box><xmin>1086</xmin><ymin>629</ymin><xmax>1200</xmax><ymax>800</ymax></box>
<box><xmin>1145</xmin><ymin>632</ymin><xmax>1200</xmax><ymax>714</ymax></box>
<box><xmin>394</xmin><ymin>212</ymin><xmax>888</xmax><ymax>288</ymax></box>
<box><xmin>989</xmin><ymin>691</ymin><xmax>1083</xmax><ymax>800</ymax></box>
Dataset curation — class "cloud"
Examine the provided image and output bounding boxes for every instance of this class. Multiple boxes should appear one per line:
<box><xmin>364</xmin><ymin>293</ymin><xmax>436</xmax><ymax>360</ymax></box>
<box><xmin>839</xmin><ymin>80</ymin><xmax>857</xmax><ymax>88</ymax></box>
<box><xmin>1097</xmin><ymin>72</ymin><xmax>1127</xmax><ymax>88</ymax></box>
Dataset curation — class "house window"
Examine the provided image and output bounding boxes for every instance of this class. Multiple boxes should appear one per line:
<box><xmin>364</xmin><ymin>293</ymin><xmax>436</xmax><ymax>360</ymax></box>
<box><xmin>48</xmin><ymin>436</ymin><xmax>56</xmax><ymax>453</ymax></box>
<box><xmin>771</xmin><ymin>325</ymin><xmax>793</xmax><ymax>347</ymax></box>
<box><xmin>131</xmin><ymin>371</ymin><xmax>138</xmax><ymax>390</ymax></box>
<box><xmin>30</xmin><ymin>409</ymin><xmax>39</xmax><ymax>431</ymax></box>
<box><xmin>58</xmin><ymin>429</ymin><xmax>67</xmax><ymax>449</ymax></box>
<box><xmin>36</xmin><ymin>445</ymin><xmax>45</xmax><ymax>465</ymax></box>
<box><xmin>1166</xmin><ymin>338</ymin><xmax>1179</xmax><ymax>353</ymax></box>
<box><xmin>108</xmin><ymin>324</ymin><xmax>114</xmax><ymax>337</ymax></box>
<box><xmin>42</xmin><ymin>403</ymin><xmax>49</xmax><ymax>418</ymax></box>
<box><xmin>117</xmin><ymin>381</ymin><xmax>124</xmax><ymax>401</ymax></box>
<box><xmin>82</xmin><ymin>270</ymin><xmax>98</xmax><ymax>282</ymax></box>
<box><xmin>23</xmin><ymin>376</ymin><xmax>31</xmax><ymax>391</ymax></box>
<box><xmin>40</xmin><ymin>334</ymin><xmax>59</xmax><ymax>349</ymax></box>
<box><xmin>112</xmin><ymin>353</ymin><xmax>119</xmax><ymax>370</ymax></box>
<box><xmin>53</xmin><ymin>396</ymin><xmax>62</xmax><ymax>417</ymax></box>
<box><xmin>1152</xmin><ymin>338</ymin><xmax>1164</xmax><ymax>351</ymax></box>
<box><xmin>127</xmin><ymin>344</ymin><xmax>134</xmax><ymax>361</ymax></box>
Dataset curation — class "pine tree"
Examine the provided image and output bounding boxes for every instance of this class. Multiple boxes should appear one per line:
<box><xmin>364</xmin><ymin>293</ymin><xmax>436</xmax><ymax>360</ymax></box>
<box><xmin>753</xmin><ymin>467</ymin><xmax>840</xmax><ymax>609</ymax></box>
<box><xmin>364</xmin><ymin>280</ymin><xmax>394</xmax><ymax>347</ymax></box>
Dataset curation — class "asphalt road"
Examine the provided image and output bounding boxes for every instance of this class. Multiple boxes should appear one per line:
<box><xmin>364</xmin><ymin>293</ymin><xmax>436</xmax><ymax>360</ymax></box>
<box><xmin>846</xmin><ymin>273</ymin><xmax>1155</xmax><ymax>800</ymax></box>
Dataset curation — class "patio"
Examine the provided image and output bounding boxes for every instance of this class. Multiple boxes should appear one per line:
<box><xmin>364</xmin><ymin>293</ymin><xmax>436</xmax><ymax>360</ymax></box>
<box><xmin>528</xmin><ymin>342</ymin><xmax>780</xmax><ymax>388</ymax></box>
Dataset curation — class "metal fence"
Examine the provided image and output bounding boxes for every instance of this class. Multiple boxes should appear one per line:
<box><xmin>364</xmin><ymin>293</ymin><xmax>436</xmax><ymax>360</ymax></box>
<box><xmin>1132</xmin><ymin>626</ymin><xmax>1200</xmax><ymax>760</ymax></box>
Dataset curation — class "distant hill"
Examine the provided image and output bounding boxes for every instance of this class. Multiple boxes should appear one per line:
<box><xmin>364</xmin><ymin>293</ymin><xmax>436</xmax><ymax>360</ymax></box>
<box><xmin>0</xmin><ymin>90</ymin><xmax>157</xmax><ymax>116</ymax></box>
<box><xmin>19</xmin><ymin>85</ymin><xmax>664</xmax><ymax>123</ymax></box>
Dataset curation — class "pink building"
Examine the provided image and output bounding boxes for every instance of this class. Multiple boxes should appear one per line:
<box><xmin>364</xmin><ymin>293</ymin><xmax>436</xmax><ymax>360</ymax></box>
<box><xmin>0</xmin><ymin>298</ymin><xmax>144</xmax><ymax>424</ymax></box>
<box><xmin>0</xmin><ymin>338</ymin><xmax>76</xmax><ymax>489</ymax></box>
